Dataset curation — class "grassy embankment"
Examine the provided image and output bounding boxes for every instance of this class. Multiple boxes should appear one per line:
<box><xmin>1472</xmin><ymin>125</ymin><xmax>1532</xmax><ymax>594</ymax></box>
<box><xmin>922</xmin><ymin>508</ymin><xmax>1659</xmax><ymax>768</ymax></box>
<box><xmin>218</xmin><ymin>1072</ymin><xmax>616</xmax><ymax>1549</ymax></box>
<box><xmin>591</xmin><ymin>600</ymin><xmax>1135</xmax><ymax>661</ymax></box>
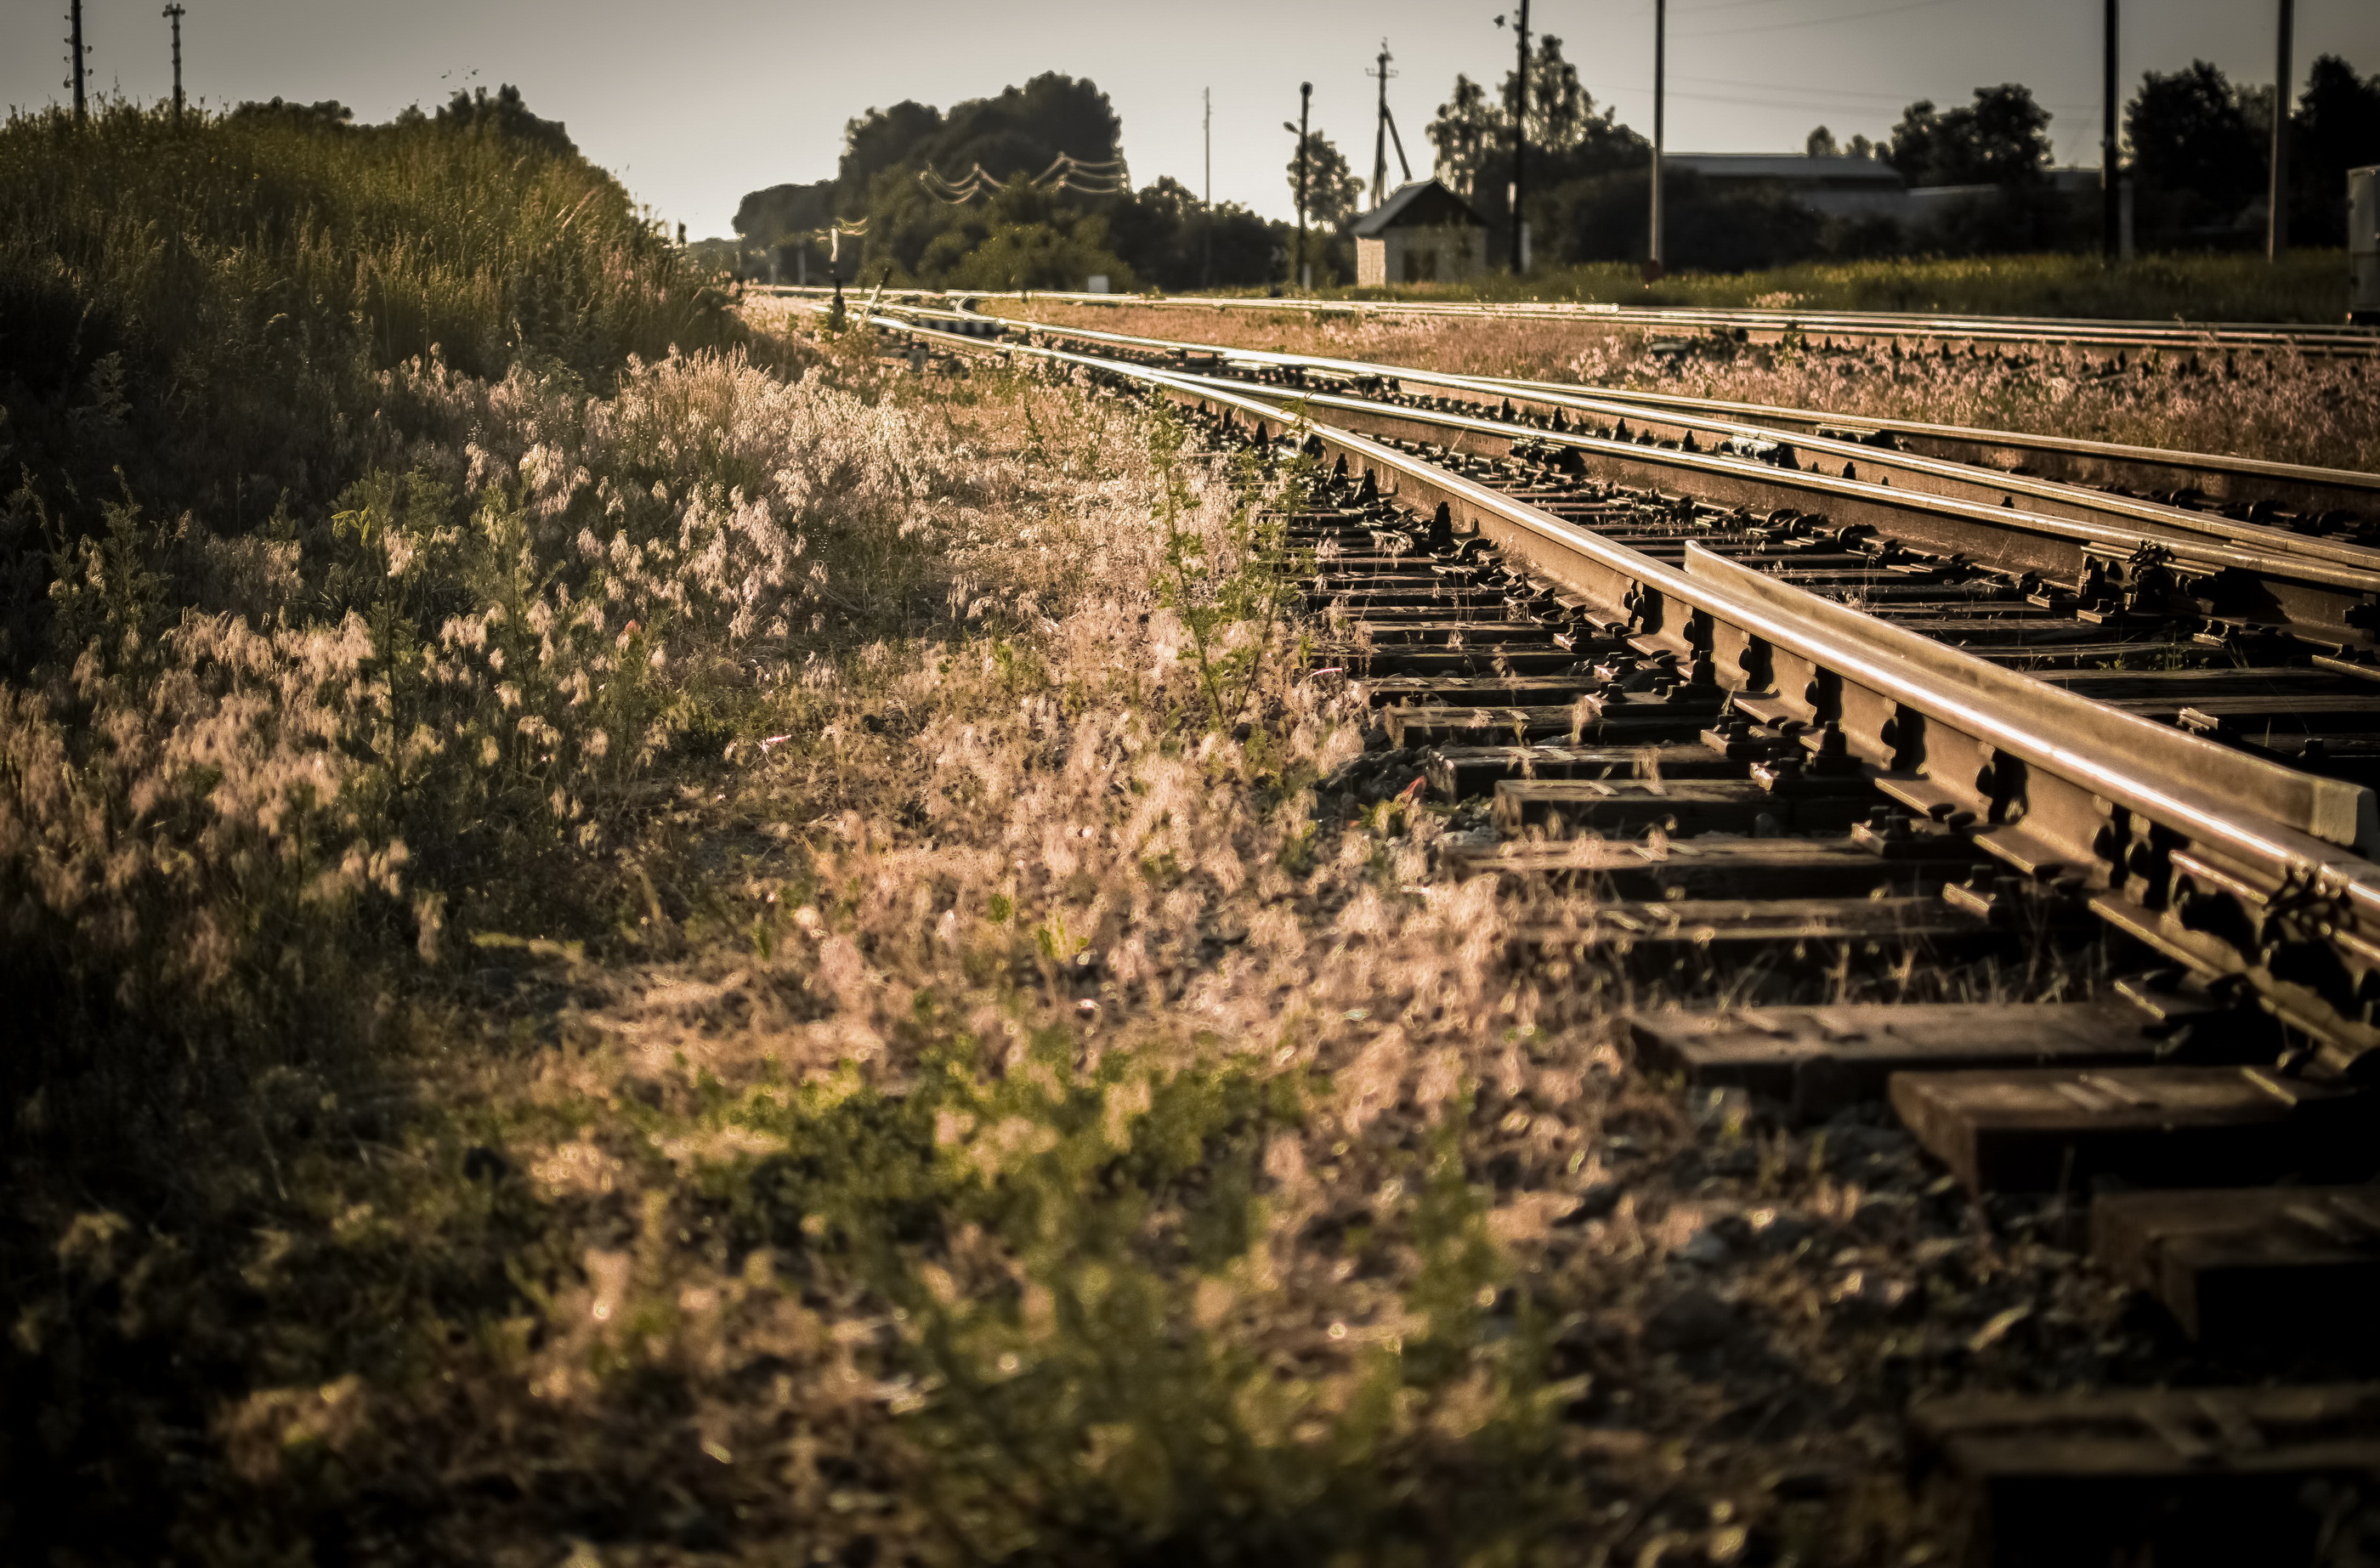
<box><xmin>1004</xmin><ymin>299</ymin><xmax>2380</xmax><ymax>474</ymax></box>
<box><xmin>0</xmin><ymin>102</ymin><xmax>1609</xmax><ymax>1565</ymax></box>
<box><xmin>1231</xmin><ymin>250</ymin><xmax>2360</xmax><ymax>324</ymax></box>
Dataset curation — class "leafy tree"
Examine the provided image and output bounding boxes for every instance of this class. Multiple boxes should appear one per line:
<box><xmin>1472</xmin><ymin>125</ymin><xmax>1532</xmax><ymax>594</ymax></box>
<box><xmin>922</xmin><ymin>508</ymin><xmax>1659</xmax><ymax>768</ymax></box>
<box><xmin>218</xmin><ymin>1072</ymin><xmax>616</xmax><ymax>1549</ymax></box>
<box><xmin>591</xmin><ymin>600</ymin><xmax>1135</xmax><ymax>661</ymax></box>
<box><xmin>227</xmin><ymin>97</ymin><xmax>354</xmax><ymax>131</ymax></box>
<box><xmin>1284</xmin><ymin>127</ymin><xmax>1363</xmax><ymax>231</ymax></box>
<box><xmin>837</xmin><ymin>100</ymin><xmax>945</xmax><ymax>209</ymax></box>
<box><xmin>432</xmin><ymin>83</ymin><xmax>575</xmax><ymax>158</ymax></box>
<box><xmin>1522</xmin><ymin>36</ymin><xmax>1590</xmax><ymax>152</ymax></box>
<box><xmin>2290</xmin><ymin>54</ymin><xmax>2380</xmax><ymax>245</ymax></box>
<box><xmin>734</xmin><ymin>76</ymin><xmax>1287</xmax><ymax>290</ymax></box>
<box><xmin>1806</xmin><ymin>126</ymin><xmax>1839</xmax><ymax>157</ymax></box>
<box><xmin>1427</xmin><ymin>75</ymin><xmax>1497</xmax><ymax>198</ymax></box>
<box><xmin>734</xmin><ymin>180</ymin><xmax>836</xmax><ymax>246</ymax></box>
<box><xmin>1887</xmin><ymin>85</ymin><xmax>2050</xmax><ymax>187</ymax></box>
<box><xmin>1425</xmin><ymin>38</ymin><xmax>1646</xmax><ymax>264</ymax></box>
<box><xmin>1105</xmin><ymin>177</ymin><xmax>1282</xmax><ymax>291</ymax></box>
<box><xmin>2126</xmin><ymin>60</ymin><xmax>2264</xmax><ymax>235</ymax></box>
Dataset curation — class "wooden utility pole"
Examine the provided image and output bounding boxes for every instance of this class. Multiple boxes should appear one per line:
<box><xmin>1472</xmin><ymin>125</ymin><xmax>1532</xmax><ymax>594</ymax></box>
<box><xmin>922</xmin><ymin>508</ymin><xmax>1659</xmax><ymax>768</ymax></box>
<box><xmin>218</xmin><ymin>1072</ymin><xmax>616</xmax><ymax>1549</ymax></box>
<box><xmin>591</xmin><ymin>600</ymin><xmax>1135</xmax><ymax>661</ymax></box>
<box><xmin>1203</xmin><ymin>87</ymin><xmax>1213</xmax><ymax>288</ymax></box>
<box><xmin>66</xmin><ymin>0</ymin><xmax>89</xmax><ymax>122</ymax></box>
<box><xmin>2101</xmin><ymin>0</ymin><xmax>2119</xmax><ymax>261</ymax></box>
<box><xmin>2268</xmin><ymin>0</ymin><xmax>2293</xmax><ymax>259</ymax></box>
<box><xmin>164</xmin><ymin>4</ymin><xmax>187</xmax><ymax>127</ymax></box>
<box><xmin>1649</xmin><ymin>0</ymin><xmax>1666</xmax><ymax>272</ymax></box>
<box><xmin>1368</xmin><ymin>42</ymin><xmax>1397</xmax><ymax>208</ymax></box>
<box><xmin>1508</xmin><ymin>0</ymin><xmax>1530</xmax><ymax>273</ymax></box>
<box><xmin>1295</xmin><ymin>81</ymin><xmax>1312</xmax><ymax>291</ymax></box>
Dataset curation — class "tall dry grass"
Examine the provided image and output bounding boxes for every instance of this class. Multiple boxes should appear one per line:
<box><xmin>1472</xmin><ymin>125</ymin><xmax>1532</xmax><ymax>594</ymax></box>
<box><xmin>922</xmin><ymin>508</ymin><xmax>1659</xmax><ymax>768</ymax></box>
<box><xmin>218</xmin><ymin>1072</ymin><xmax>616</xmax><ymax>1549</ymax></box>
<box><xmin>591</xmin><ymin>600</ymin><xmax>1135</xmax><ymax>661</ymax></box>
<box><xmin>0</xmin><ymin>99</ymin><xmax>748</xmax><ymax>574</ymax></box>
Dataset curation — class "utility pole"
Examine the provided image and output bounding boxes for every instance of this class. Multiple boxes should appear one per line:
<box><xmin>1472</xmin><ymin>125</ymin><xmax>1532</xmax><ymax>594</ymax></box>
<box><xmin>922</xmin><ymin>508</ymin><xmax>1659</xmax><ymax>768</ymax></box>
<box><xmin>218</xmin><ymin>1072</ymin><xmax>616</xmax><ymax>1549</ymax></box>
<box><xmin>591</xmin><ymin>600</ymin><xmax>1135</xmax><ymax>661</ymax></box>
<box><xmin>2268</xmin><ymin>0</ymin><xmax>2293</xmax><ymax>260</ymax></box>
<box><xmin>1369</xmin><ymin>41</ymin><xmax>1399</xmax><ymax>208</ymax></box>
<box><xmin>1507</xmin><ymin>0</ymin><xmax>1530</xmax><ymax>273</ymax></box>
<box><xmin>1649</xmin><ymin>0</ymin><xmax>1666</xmax><ymax>274</ymax></box>
<box><xmin>164</xmin><ymin>3</ymin><xmax>187</xmax><ymax>127</ymax></box>
<box><xmin>1295</xmin><ymin>81</ymin><xmax>1312</xmax><ymax>292</ymax></box>
<box><xmin>65</xmin><ymin>0</ymin><xmax>89</xmax><ymax>123</ymax></box>
<box><xmin>1203</xmin><ymin>87</ymin><xmax>1213</xmax><ymax>289</ymax></box>
<box><xmin>2101</xmin><ymin>0</ymin><xmax>2119</xmax><ymax>261</ymax></box>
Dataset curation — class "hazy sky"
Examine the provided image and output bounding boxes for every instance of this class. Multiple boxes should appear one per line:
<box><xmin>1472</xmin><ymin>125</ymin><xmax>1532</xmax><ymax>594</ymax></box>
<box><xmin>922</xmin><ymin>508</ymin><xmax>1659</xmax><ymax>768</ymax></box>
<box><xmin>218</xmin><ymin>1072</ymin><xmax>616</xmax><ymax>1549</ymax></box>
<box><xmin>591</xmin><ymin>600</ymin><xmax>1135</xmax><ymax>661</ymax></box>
<box><xmin>8</xmin><ymin>1</ymin><xmax>2376</xmax><ymax>237</ymax></box>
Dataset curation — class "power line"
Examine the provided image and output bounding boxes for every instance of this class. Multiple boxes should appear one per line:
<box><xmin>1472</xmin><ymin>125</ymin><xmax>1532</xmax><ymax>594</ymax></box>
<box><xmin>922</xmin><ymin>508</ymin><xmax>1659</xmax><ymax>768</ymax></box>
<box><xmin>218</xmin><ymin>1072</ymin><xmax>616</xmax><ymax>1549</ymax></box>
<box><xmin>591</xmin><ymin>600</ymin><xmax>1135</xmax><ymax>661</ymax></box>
<box><xmin>917</xmin><ymin>153</ymin><xmax>1131</xmax><ymax>205</ymax></box>
<box><xmin>1680</xmin><ymin>0</ymin><xmax>1956</xmax><ymax>37</ymax></box>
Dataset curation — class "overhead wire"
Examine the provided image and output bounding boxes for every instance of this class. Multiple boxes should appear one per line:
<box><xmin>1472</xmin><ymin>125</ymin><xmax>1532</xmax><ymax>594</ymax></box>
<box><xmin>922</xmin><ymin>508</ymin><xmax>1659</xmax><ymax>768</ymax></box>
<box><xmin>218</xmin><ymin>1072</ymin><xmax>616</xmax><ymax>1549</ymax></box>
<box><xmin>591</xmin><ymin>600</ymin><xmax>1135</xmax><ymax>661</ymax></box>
<box><xmin>920</xmin><ymin>152</ymin><xmax>1132</xmax><ymax>204</ymax></box>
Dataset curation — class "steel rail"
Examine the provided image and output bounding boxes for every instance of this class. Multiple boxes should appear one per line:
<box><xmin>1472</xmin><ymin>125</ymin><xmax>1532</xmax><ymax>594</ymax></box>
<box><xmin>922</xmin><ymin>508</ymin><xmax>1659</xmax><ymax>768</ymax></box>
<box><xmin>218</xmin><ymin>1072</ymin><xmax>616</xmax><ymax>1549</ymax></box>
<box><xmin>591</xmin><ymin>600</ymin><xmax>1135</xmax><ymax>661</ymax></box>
<box><xmin>756</xmin><ymin>284</ymin><xmax>2380</xmax><ymax>358</ymax></box>
<box><xmin>866</xmin><ymin>303</ymin><xmax>2380</xmax><ymax>1073</ymax></box>
<box><xmin>977</xmin><ymin>290</ymin><xmax>2380</xmax><ymax>357</ymax></box>
<box><xmin>923</xmin><ymin>305</ymin><xmax>2380</xmax><ymax>569</ymax></box>
<box><xmin>1210</xmin><ymin>377</ymin><xmax>2380</xmax><ymax>650</ymax></box>
<box><xmin>1441</xmin><ymin>374</ymin><xmax>2380</xmax><ymax>524</ymax></box>
<box><xmin>878</xmin><ymin>305</ymin><xmax>2380</xmax><ymax>650</ymax></box>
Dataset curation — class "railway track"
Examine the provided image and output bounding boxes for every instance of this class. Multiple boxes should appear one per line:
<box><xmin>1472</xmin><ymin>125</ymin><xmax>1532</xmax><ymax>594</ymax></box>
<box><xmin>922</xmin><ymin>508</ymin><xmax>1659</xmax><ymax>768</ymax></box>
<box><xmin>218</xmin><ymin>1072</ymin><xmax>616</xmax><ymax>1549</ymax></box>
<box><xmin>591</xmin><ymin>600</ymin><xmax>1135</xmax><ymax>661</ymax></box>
<box><xmin>975</xmin><ymin>286</ymin><xmax>2380</xmax><ymax>361</ymax></box>
<box><xmin>757</xmin><ymin>281</ymin><xmax>2380</xmax><ymax>359</ymax></box>
<box><xmin>833</xmin><ymin>303</ymin><xmax>2380</xmax><ymax>1562</ymax></box>
<box><xmin>887</xmin><ymin>304</ymin><xmax>2380</xmax><ymax>737</ymax></box>
<box><xmin>959</xmin><ymin>306</ymin><xmax>2380</xmax><ymax>529</ymax></box>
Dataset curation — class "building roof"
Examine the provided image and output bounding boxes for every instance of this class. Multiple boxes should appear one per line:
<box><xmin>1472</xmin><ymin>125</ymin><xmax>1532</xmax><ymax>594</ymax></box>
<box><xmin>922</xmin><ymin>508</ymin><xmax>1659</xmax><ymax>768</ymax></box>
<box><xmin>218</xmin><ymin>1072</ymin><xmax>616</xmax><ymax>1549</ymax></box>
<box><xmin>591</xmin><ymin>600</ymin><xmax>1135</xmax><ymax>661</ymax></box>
<box><xmin>1668</xmin><ymin>153</ymin><xmax>1906</xmax><ymax>187</ymax></box>
<box><xmin>1350</xmin><ymin>179</ymin><xmax>1487</xmax><ymax>238</ymax></box>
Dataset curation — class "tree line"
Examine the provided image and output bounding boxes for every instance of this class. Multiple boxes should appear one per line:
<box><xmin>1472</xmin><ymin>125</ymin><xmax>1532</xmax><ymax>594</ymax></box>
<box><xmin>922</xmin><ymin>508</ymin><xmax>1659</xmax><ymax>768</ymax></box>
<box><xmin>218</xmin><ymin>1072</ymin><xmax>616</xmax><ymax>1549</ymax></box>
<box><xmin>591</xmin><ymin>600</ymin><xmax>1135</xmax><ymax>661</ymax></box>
<box><xmin>729</xmin><ymin>50</ymin><xmax>2379</xmax><ymax>287</ymax></box>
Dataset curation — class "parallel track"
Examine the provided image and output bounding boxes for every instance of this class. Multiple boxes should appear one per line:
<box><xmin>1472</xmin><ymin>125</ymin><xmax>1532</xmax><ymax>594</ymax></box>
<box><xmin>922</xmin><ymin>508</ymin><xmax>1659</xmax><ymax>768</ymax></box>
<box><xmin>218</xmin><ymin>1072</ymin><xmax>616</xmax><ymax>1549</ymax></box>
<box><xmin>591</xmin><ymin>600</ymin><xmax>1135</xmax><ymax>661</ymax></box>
<box><xmin>964</xmin><ymin>305</ymin><xmax>2380</xmax><ymax>527</ymax></box>
<box><xmin>887</xmin><ymin>303</ymin><xmax>2380</xmax><ymax>669</ymax></box>
<box><xmin>756</xmin><ymin>281</ymin><xmax>2380</xmax><ymax>359</ymax></box>
<box><xmin>832</xmin><ymin>302</ymin><xmax>2380</xmax><ymax>1562</ymax></box>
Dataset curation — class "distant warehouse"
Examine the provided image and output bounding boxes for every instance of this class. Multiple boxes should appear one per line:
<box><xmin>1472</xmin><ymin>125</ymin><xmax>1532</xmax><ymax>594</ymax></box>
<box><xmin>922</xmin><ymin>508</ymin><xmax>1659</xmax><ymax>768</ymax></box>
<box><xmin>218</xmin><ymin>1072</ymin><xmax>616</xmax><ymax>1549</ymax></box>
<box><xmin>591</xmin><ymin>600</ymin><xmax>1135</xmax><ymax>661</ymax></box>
<box><xmin>1663</xmin><ymin>153</ymin><xmax>1910</xmax><ymax>220</ymax></box>
<box><xmin>1668</xmin><ymin>153</ymin><xmax>2104</xmax><ymax>229</ymax></box>
<box><xmin>1352</xmin><ymin>180</ymin><xmax>1490</xmax><ymax>286</ymax></box>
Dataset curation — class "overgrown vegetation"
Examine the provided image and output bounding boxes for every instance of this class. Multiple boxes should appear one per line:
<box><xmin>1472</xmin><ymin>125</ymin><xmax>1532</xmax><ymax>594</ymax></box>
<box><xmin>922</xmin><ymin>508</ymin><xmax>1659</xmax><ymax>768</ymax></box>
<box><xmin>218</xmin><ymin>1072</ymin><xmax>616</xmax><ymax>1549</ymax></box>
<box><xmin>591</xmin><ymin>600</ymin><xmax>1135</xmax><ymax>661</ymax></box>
<box><xmin>0</xmin><ymin>94</ymin><xmax>1618</xmax><ymax>1565</ymax></box>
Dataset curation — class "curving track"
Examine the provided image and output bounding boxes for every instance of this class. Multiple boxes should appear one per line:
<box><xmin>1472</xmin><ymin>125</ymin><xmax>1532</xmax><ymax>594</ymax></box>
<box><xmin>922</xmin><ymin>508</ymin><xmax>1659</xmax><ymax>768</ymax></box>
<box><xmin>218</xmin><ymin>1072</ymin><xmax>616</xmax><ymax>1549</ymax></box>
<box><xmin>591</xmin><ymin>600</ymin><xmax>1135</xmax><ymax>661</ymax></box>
<box><xmin>801</xmin><ymin>296</ymin><xmax>2380</xmax><ymax>1563</ymax></box>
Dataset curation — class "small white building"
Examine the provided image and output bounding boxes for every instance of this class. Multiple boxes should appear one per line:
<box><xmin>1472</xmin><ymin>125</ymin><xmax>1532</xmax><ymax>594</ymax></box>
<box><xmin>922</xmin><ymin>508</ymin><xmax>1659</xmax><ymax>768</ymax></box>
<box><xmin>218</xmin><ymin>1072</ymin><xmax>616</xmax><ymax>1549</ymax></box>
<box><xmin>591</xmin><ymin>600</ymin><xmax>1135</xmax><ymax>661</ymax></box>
<box><xmin>1352</xmin><ymin>180</ymin><xmax>1490</xmax><ymax>286</ymax></box>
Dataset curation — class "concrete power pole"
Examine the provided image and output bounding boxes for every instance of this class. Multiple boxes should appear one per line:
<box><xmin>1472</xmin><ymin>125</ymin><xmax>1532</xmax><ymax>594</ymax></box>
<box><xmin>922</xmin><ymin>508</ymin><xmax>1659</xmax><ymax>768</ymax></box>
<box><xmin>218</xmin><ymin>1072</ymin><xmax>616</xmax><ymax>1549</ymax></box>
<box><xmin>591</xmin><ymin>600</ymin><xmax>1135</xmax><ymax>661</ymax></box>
<box><xmin>1649</xmin><ymin>0</ymin><xmax>1666</xmax><ymax>274</ymax></box>
<box><xmin>164</xmin><ymin>4</ymin><xmax>187</xmax><ymax>127</ymax></box>
<box><xmin>1508</xmin><ymin>0</ymin><xmax>1530</xmax><ymax>274</ymax></box>
<box><xmin>1203</xmin><ymin>87</ymin><xmax>1213</xmax><ymax>289</ymax></box>
<box><xmin>1295</xmin><ymin>81</ymin><xmax>1312</xmax><ymax>291</ymax></box>
<box><xmin>2101</xmin><ymin>0</ymin><xmax>2119</xmax><ymax>261</ymax></box>
<box><xmin>66</xmin><ymin>0</ymin><xmax>89</xmax><ymax>123</ymax></box>
<box><xmin>2268</xmin><ymin>0</ymin><xmax>2293</xmax><ymax>260</ymax></box>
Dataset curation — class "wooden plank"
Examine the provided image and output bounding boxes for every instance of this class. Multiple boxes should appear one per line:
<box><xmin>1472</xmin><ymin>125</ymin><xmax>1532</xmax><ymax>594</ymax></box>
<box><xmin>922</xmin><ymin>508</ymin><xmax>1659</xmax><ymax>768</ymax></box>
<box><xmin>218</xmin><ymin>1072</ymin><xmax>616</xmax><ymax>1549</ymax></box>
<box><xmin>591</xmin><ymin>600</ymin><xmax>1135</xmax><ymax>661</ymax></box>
<box><xmin>1424</xmin><ymin>743</ymin><xmax>1732</xmax><ymax>797</ymax></box>
<box><xmin>1512</xmin><ymin>897</ymin><xmax>1998</xmax><ymax>956</ymax></box>
<box><xmin>1355</xmin><ymin>648</ymin><xmax>1584</xmax><ymax>676</ymax></box>
<box><xmin>1911</xmin><ymin>1384</ymin><xmax>2380</xmax><ymax>1568</ymax></box>
<box><xmin>1386</xmin><ymin>705</ymin><xmax>1584</xmax><ymax>744</ymax></box>
<box><xmin>1888</xmin><ymin>1065</ymin><xmax>2372</xmax><ymax>1193</ymax></box>
<box><xmin>1443</xmin><ymin>835</ymin><xmax>1952</xmax><ymax>898</ymax></box>
<box><xmin>1363</xmin><ymin>675</ymin><xmax>1595</xmax><ymax>707</ymax></box>
<box><xmin>2093</xmin><ymin>1185</ymin><xmax>2380</xmax><ymax>1344</ymax></box>
<box><xmin>1341</xmin><ymin>620</ymin><xmax>1564</xmax><ymax>645</ymax></box>
<box><xmin>1492</xmin><ymin>778</ymin><xmax>1873</xmax><ymax>837</ymax></box>
<box><xmin>1630</xmin><ymin>1002</ymin><xmax>2164</xmax><ymax>1120</ymax></box>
